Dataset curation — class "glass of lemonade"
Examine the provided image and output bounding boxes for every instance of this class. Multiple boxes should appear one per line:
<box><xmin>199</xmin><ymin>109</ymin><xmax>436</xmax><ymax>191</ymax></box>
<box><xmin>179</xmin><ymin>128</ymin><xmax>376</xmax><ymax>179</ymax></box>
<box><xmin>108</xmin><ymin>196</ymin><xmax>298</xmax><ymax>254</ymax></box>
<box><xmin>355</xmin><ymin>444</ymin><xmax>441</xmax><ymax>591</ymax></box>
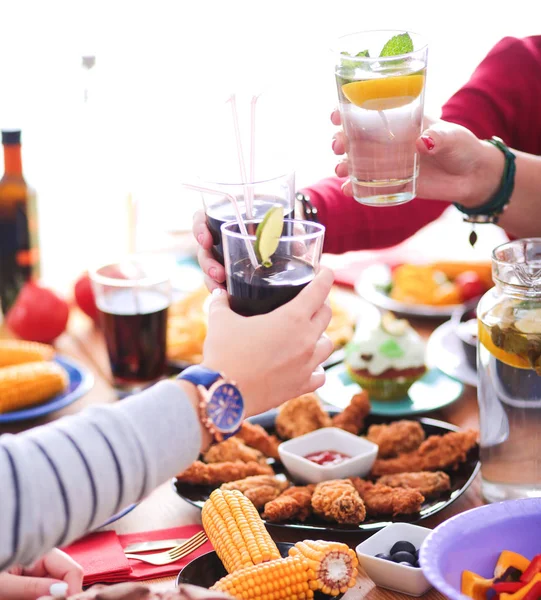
<box><xmin>199</xmin><ymin>172</ymin><xmax>295</xmax><ymax>265</ymax></box>
<box><xmin>333</xmin><ymin>30</ymin><xmax>428</xmax><ymax>206</ymax></box>
<box><xmin>221</xmin><ymin>218</ymin><xmax>325</xmax><ymax>316</ymax></box>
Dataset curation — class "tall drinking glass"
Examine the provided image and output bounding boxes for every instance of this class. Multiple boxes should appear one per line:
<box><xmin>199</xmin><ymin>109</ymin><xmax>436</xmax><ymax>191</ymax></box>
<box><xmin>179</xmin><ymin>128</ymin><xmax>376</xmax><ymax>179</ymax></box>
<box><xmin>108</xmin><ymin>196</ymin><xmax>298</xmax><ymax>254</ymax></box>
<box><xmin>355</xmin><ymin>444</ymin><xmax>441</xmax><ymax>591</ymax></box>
<box><xmin>199</xmin><ymin>172</ymin><xmax>295</xmax><ymax>265</ymax></box>
<box><xmin>333</xmin><ymin>30</ymin><xmax>428</xmax><ymax>206</ymax></box>
<box><xmin>222</xmin><ymin>219</ymin><xmax>325</xmax><ymax>316</ymax></box>
<box><xmin>477</xmin><ymin>239</ymin><xmax>541</xmax><ymax>502</ymax></box>
<box><xmin>90</xmin><ymin>257</ymin><xmax>171</xmax><ymax>391</ymax></box>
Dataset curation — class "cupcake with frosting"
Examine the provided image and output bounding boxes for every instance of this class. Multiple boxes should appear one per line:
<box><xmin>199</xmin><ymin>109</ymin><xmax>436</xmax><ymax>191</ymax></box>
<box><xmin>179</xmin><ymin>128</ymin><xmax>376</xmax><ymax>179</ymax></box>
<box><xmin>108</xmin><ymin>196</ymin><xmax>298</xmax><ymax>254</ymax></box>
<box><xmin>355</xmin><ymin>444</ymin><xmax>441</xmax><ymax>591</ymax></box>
<box><xmin>345</xmin><ymin>312</ymin><xmax>426</xmax><ymax>400</ymax></box>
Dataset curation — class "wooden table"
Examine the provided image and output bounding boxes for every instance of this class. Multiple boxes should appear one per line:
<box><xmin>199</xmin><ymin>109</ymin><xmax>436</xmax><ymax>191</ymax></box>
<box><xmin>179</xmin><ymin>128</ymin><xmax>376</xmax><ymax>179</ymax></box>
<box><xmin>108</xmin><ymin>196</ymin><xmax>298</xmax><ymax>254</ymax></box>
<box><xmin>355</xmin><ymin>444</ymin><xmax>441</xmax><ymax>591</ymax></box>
<box><xmin>0</xmin><ymin>302</ymin><xmax>484</xmax><ymax>599</ymax></box>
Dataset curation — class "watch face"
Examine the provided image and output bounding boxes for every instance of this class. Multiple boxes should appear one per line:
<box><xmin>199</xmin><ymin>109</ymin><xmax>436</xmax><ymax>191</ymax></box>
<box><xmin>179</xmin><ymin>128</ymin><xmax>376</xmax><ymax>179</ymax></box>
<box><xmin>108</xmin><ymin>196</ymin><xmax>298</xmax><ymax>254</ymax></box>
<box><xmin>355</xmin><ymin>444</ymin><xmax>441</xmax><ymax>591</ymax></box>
<box><xmin>207</xmin><ymin>383</ymin><xmax>245</xmax><ymax>433</ymax></box>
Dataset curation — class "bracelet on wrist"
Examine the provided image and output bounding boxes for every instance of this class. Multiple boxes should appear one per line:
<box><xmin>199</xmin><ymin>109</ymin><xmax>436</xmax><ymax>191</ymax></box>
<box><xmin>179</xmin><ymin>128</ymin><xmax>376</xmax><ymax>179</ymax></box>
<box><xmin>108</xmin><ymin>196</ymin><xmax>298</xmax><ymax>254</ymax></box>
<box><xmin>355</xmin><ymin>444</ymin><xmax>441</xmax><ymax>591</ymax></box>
<box><xmin>453</xmin><ymin>136</ymin><xmax>516</xmax><ymax>246</ymax></box>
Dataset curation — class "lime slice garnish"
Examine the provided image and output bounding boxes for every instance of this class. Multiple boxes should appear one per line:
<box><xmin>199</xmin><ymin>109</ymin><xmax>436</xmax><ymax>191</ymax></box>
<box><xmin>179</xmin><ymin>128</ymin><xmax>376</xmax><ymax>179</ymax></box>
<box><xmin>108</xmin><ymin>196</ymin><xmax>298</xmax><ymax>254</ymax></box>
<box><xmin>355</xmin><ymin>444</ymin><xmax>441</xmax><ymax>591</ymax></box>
<box><xmin>255</xmin><ymin>206</ymin><xmax>284</xmax><ymax>267</ymax></box>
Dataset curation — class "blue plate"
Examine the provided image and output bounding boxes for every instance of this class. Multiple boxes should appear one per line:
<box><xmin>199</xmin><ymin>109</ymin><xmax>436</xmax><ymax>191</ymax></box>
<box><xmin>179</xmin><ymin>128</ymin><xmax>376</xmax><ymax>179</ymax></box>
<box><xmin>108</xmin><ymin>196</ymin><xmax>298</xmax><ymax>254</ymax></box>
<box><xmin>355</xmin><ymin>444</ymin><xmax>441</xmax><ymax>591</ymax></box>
<box><xmin>317</xmin><ymin>364</ymin><xmax>464</xmax><ymax>417</ymax></box>
<box><xmin>0</xmin><ymin>356</ymin><xmax>94</xmax><ymax>423</ymax></box>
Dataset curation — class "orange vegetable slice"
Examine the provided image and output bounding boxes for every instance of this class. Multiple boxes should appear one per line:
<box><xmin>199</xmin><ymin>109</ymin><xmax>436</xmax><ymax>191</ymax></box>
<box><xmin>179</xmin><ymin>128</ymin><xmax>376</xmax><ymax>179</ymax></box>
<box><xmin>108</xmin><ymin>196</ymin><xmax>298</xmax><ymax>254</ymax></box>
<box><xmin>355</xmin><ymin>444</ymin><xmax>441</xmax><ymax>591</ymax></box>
<box><xmin>342</xmin><ymin>73</ymin><xmax>425</xmax><ymax>110</ymax></box>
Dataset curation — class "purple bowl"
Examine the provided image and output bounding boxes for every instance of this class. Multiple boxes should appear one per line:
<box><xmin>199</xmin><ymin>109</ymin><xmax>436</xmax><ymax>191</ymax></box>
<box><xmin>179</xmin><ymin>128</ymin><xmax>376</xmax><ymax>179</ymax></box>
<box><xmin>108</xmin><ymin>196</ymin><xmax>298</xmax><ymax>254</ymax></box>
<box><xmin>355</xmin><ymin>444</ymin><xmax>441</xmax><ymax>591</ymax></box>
<box><xmin>420</xmin><ymin>498</ymin><xmax>541</xmax><ymax>600</ymax></box>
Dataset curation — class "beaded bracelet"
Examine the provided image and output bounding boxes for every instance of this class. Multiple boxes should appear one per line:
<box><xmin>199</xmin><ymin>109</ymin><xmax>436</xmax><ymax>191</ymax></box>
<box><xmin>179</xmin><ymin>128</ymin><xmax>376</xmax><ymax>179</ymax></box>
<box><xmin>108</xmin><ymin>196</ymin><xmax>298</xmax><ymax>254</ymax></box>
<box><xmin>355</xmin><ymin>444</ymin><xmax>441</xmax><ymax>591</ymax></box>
<box><xmin>453</xmin><ymin>136</ymin><xmax>516</xmax><ymax>246</ymax></box>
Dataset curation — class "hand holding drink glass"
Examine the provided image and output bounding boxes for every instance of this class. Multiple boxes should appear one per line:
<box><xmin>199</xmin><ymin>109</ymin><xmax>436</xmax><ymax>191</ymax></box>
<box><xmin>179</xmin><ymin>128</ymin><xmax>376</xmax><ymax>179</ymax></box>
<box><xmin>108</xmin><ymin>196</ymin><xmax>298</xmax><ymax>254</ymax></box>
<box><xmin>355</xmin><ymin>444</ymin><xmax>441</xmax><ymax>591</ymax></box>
<box><xmin>334</xmin><ymin>30</ymin><xmax>428</xmax><ymax>206</ymax></box>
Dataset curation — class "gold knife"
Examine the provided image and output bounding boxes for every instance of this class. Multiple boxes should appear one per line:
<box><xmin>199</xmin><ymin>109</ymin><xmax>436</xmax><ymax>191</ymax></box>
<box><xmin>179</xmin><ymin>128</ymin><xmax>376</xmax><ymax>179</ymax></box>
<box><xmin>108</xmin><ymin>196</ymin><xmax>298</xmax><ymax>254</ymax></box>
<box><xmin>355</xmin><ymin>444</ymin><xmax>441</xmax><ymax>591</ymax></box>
<box><xmin>123</xmin><ymin>538</ymin><xmax>187</xmax><ymax>553</ymax></box>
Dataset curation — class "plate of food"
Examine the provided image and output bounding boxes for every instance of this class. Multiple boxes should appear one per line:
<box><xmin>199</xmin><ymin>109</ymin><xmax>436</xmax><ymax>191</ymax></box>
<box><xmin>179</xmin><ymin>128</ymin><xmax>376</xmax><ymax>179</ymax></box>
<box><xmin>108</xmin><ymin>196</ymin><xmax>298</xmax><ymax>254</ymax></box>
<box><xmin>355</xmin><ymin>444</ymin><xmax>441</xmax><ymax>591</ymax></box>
<box><xmin>167</xmin><ymin>286</ymin><xmax>367</xmax><ymax>370</ymax></box>
<box><xmin>426</xmin><ymin>320</ymin><xmax>478</xmax><ymax>388</ymax></box>
<box><xmin>317</xmin><ymin>311</ymin><xmax>464</xmax><ymax>416</ymax></box>
<box><xmin>177</xmin><ymin>491</ymin><xmax>359</xmax><ymax>599</ymax></box>
<box><xmin>173</xmin><ymin>394</ymin><xmax>479</xmax><ymax>534</ymax></box>
<box><xmin>0</xmin><ymin>341</ymin><xmax>94</xmax><ymax>423</ymax></box>
<box><xmin>355</xmin><ymin>262</ymin><xmax>492</xmax><ymax>318</ymax></box>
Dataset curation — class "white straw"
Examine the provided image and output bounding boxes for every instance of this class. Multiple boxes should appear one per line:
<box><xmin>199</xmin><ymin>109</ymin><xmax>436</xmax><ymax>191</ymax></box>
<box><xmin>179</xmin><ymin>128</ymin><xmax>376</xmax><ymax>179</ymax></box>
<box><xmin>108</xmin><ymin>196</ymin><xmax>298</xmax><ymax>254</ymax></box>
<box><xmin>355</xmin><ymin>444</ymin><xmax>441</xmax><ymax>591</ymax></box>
<box><xmin>182</xmin><ymin>183</ymin><xmax>258</xmax><ymax>269</ymax></box>
<box><xmin>248</xmin><ymin>93</ymin><xmax>261</xmax><ymax>218</ymax></box>
<box><xmin>228</xmin><ymin>94</ymin><xmax>253</xmax><ymax>219</ymax></box>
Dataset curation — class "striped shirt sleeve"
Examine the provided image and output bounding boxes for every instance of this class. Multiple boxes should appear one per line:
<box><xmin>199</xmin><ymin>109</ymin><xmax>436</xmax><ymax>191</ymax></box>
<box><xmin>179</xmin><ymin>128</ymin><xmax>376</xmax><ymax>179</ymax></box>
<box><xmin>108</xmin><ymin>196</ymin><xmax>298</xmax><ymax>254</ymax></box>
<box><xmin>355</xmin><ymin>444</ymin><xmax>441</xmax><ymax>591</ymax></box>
<box><xmin>0</xmin><ymin>379</ymin><xmax>201</xmax><ymax>570</ymax></box>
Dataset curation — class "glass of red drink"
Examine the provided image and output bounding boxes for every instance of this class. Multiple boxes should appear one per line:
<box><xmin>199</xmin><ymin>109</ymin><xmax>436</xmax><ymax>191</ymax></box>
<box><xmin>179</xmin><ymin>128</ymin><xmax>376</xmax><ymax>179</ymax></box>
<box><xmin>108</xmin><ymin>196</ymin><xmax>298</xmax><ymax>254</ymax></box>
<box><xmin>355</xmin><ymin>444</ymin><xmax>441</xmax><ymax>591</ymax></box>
<box><xmin>90</xmin><ymin>256</ymin><xmax>172</xmax><ymax>391</ymax></box>
<box><xmin>221</xmin><ymin>219</ymin><xmax>325</xmax><ymax>316</ymax></box>
<box><xmin>198</xmin><ymin>171</ymin><xmax>295</xmax><ymax>265</ymax></box>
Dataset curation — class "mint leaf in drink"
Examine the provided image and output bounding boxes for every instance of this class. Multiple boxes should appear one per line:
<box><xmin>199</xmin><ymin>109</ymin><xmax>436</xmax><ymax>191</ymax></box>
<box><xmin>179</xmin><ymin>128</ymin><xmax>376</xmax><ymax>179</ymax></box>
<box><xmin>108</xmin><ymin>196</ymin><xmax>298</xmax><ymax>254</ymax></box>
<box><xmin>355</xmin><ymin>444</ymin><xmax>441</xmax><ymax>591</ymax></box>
<box><xmin>340</xmin><ymin>50</ymin><xmax>370</xmax><ymax>70</ymax></box>
<box><xmin>380</xmin><ymin>32</ymin><xmax>413</xmax><ymax>57</ymax></box>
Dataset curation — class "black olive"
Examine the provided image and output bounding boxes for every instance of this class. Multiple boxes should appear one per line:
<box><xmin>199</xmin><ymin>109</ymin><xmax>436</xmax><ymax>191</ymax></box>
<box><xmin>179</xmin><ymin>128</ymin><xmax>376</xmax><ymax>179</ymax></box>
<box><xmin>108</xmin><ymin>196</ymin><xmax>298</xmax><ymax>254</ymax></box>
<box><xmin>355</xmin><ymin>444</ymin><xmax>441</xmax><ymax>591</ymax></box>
<box><xmin>392</xmin><ymin>551</ymin><xmax>417</xmax><ymax>566</ymax></box>
<box><xmin>399</xmin><ymin>561</ymin><xmax>414</xmax><ymax>567</ymax></box>
<box><xmin>375</xmin><ymin>553</ymin><xmax>392</xmax><ymax>561</ymax></box>
<box><xmin>390</xmin><ymin>541</ymin><xmax>417</xmax><ymax>556</ymax></box>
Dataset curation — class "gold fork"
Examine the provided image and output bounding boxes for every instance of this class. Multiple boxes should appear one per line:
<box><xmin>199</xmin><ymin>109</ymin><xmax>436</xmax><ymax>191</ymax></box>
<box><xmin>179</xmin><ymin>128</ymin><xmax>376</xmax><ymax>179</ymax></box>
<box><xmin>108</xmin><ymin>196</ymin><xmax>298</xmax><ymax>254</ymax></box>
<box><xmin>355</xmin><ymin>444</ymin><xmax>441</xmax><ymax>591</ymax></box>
<box><xmin>124</xmin><ymin>531</ymin><xmax>208</xmax><ymax>565</ymax></box>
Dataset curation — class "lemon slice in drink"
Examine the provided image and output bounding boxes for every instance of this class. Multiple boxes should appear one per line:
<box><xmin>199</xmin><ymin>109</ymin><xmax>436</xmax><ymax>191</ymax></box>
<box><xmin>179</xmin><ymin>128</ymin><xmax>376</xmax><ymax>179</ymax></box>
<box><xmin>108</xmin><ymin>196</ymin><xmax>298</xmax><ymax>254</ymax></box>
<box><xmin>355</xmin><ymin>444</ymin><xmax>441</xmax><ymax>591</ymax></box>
<box><xmin>478</xmin><ymin>323</ymin><xmax>532</xmax><ymax>370</ymax></box>
<box><xmin>342</xmin><ymin>73</ymin><xmax>425</xmax><ymax>110</ymax></box>
<box><xmin>255</xmin><ymin>206</ymin><xmax>284</xmax><ymax>268</ymax></box>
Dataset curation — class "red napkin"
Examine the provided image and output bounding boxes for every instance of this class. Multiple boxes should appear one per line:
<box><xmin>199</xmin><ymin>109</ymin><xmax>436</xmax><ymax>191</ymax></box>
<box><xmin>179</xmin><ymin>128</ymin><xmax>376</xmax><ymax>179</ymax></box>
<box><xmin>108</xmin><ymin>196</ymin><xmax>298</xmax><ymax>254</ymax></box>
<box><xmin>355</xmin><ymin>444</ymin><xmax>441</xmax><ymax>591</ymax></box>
<box><xmin>63</xmin><ymin>531</ymin><xmax>131</xmax><ymax>586</ymax></box>
<box><xmin>63</xmin><ymin>526</ymin><xmax>213</xmax><ymax>586</ymax></box>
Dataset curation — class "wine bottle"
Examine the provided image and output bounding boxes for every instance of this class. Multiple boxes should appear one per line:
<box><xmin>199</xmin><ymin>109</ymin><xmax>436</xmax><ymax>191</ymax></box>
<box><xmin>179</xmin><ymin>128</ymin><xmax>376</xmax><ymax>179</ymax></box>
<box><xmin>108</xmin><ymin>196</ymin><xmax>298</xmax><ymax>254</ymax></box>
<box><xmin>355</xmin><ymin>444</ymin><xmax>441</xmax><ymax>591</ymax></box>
<box><xmin>0</xmin><ymin>130</ymin><xmax>40</xmax><ymax>314</ymax></box>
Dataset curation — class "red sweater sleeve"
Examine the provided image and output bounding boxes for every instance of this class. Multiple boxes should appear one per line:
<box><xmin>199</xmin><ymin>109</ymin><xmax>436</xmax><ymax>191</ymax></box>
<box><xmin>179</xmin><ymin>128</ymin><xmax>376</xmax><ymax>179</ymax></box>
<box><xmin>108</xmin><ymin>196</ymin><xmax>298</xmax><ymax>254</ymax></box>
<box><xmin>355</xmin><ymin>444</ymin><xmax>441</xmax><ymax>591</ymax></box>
<box><xmin>303</xmin><ymin>35</ymin><xmax>541</xmax><ymax>255</ymax></box>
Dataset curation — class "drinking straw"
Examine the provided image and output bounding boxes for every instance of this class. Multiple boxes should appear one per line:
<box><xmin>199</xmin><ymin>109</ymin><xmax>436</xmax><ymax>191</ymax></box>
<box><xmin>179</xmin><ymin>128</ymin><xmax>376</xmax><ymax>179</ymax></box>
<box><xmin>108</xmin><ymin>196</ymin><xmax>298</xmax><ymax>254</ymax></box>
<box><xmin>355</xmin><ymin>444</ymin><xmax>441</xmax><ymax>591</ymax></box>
<box><xmin>248</xmin><ymin>93</ymin><xmax>262</xmax><ymax>212</ymax></box>
<box><xmin>182</xmin><ymin>182</ymin><xmax>259</xmax><ymax>269</ymax></box>
<box><xmin>228</xmin><ymin>94</ymin><xmax>254</xmax><ymax>219</ymax></box>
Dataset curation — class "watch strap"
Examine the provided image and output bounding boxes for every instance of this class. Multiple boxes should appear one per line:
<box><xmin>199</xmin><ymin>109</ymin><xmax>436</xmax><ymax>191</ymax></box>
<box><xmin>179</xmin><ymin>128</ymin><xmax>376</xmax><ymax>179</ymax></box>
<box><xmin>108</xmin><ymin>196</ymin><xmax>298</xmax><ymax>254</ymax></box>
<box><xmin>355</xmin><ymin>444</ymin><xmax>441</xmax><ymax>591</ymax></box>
<box><xmin>177</xmin><ymin>365</ymin><xmax>222</xmax><ymax>389</ymax></box>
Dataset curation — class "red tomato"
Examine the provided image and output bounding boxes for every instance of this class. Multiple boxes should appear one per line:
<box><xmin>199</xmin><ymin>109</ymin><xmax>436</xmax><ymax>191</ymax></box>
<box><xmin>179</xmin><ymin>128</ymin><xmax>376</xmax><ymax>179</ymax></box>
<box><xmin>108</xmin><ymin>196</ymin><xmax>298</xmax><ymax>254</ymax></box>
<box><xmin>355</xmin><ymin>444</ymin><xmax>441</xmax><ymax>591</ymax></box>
<box><xmin>455</xmin><ymin>271</ymin><xmax>487</xmax><ymax>302</ymax></box>
<box><xmin>6</xmin><ymin>281</ymin><xmax>70</xmax><ymax>343</ymax></box>
<box><xmin>74</xmin><ymin>272</ymin><xmax>98</xmax><ymax>322</ymax></box>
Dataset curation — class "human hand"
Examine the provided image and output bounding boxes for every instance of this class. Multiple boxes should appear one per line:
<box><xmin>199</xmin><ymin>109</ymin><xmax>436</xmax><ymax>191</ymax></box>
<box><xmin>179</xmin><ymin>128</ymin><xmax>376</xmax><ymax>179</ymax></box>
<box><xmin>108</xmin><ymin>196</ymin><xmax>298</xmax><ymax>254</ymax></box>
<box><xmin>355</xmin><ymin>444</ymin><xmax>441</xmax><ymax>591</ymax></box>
<box><xmin>331</xmin><ymin>109</ymin><xmax>498</xmax><ymax>206</ymax></box>
<box><xmin>192</xmin><ymin>210</ymin><xmax>226</xmax><ymax>292</ymax></box>
<box><xmin>0</xmin><ymin>548</ymin><xmax>83</xmax><ymax>600</ymax></box>
<box><xmin>202</xmin><ymin>267</ymin><xmax>335</xmax><ymax>416</ymax></box>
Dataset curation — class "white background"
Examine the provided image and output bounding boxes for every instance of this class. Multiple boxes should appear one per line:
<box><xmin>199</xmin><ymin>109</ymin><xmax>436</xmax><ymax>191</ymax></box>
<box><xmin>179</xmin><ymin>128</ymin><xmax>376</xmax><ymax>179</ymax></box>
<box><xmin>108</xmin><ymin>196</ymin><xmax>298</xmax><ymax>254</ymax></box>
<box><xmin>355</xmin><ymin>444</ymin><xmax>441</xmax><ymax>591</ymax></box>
<box><xmin>0</xmin><ymin>0</ymin><xmax>537</xmax><ymax>289</ymax></box>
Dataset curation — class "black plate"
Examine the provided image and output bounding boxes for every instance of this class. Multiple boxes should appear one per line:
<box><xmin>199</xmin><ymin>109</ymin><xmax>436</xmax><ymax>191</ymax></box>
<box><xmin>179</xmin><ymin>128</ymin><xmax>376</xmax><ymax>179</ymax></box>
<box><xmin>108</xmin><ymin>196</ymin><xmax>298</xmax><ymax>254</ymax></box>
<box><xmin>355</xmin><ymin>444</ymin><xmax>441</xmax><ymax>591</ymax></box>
<box><xmin>176</xmin><ymin>542</ymin><xmax>343</xmax><ymax>600</ymax></box>
<box><xmin>173</xmin><ymin>408</ymin><xmax>480</xmax><ymax>534</ymax></box>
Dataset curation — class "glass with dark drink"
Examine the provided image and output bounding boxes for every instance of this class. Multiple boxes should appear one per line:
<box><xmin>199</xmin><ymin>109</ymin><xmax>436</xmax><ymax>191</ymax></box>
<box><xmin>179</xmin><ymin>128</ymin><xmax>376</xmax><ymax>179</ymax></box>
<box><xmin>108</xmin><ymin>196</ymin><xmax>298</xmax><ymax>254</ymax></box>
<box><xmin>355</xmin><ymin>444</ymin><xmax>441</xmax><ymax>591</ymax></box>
<box><xmin>200</xmin><ymin>172</ymin><xmax>295</xmax><ymax>265</ymax></box>
<box><xmin>222</xmin><ymin>218</ymin><xmax>325</xmax><ymax>317</ymax></box>
<box><xmin>90</xmin><ymin>258</ymin><xmax>171</xmax><ymax>391</ymax></box>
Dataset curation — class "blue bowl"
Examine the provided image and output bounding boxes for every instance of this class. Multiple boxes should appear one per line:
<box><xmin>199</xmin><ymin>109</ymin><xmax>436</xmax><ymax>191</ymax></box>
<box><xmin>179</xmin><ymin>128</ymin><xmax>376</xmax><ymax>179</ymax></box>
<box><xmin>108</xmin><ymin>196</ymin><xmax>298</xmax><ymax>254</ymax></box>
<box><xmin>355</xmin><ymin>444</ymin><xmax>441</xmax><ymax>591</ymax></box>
<box><xmin>420</xmin><ymin>498</ymin><xmax>541</xmax><ymax>600</ymax></box>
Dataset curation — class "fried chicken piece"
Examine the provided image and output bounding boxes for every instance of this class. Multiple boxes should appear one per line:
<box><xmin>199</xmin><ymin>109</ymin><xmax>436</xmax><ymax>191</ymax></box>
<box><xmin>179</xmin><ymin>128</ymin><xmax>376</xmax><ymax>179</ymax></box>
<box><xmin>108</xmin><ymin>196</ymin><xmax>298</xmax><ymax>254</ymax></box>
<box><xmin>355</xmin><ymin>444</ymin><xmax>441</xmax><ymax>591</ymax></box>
<box><xmin>221</xmin><ymin>475</ymin><xmax>289</xmax><ymax>510</ymax></box>
<box><xmin>331</xmin><ymin>391</ymin><xmax>371</xmax><ymax>435</ymax></box>
<box><xmin>367</xmin><ymin>420</ymin><xmax>426</xmax><ymax>458</ymax></box>
<box><xmin>311</xmin><ymin>479</ymin><xmax>366</xmax><ymax>525</ymax></box>
<box><xmin>349</xmin><ymin>477</ymin><xmax>424</xmax><ymax>516</ymax></box>
<box><xmin>262</xmin><ymin>485</ymin><xmax>316</xmax><ymax>522</ymax></box>
<box><xmin>203</xmin><ymin>437</ymin><xmax>267</xmax><ymax>465</ymax></box>
<box><xmin>275</xmin><ymin>394</ymin><xmax>332</xmax><ymax>440</ymax></box>
<box><xmin>236</xmin><ymin>422</ymin><xmax>281</xmax><ymax>460</ymax></box>
<box><xmin>177</xmin><ymin>460</ymin><xmax>273</xmax><ymax>485</ymax></box>
<box><xmin>377</xmin><ymin>471</ymin><xmax>451</xmax><ymax>499</ymax></box>
<box><xmin>371</xmin><ymin>429</ymin><xmax>479</xmax><ymax>476</ymax></box>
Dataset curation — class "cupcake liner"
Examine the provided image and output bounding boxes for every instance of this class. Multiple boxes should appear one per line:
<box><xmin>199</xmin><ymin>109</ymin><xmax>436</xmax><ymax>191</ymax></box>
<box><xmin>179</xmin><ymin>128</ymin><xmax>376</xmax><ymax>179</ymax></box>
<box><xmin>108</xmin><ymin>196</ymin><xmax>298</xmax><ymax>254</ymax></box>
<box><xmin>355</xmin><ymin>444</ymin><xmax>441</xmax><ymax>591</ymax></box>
<box><xmin>346</xmin><ymin>366</ymin><xmax>425</xmax><ymax>401</ymax></box>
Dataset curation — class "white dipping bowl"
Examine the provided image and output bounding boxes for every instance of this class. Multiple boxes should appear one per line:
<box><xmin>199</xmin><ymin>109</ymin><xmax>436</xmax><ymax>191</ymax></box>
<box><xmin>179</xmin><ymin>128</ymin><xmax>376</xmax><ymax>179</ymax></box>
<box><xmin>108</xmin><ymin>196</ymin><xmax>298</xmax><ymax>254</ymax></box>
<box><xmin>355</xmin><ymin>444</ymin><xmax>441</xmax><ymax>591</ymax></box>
<box><xmin>356</xmin><ymin>523</ymin><xmax>432</xmax><ymax>597</ymax></box>
<box><xmin>278</xmin><ymin>427</ymin><xmax>378</xmax><ymax>484</ymax></box>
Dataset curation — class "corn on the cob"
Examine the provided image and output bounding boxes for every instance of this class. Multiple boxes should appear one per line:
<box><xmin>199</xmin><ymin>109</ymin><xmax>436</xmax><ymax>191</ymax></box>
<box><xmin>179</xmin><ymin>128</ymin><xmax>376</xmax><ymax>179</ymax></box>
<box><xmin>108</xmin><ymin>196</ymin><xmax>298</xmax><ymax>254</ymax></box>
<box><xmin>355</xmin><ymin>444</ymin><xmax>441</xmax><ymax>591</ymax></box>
<box><xmin>0</xmin><ymin>361</ymin><xmax>68</xmax><ymax>413</ymax></box>
<box><xmin>289</xmin><ymin>540</ymin><xmax>358</xmax><ymax>596</ymax></box>
<box><xmin>211</xmin><ymin>555</ymin><xmax>316</xmax><ymax>600</ymax></box>
<box><xmin>0</xmin><ymin>340</ymin><xmax>55</xmax><ymax>367</ymax></box>
<box><xmin>202</xmin><ymin>489</ymin><xmax>280</xmax><ymax>573</ymax></box>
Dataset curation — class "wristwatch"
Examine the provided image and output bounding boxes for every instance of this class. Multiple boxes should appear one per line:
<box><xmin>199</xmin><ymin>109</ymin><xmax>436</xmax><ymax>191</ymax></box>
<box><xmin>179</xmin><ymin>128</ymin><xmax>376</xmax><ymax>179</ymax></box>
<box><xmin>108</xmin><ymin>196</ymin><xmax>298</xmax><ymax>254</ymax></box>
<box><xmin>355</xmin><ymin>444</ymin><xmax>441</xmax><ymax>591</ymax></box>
<box><xmin>177</xmin><ymin>366</ymin><xmax>245</xmax><ymax>443</ymax></box>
